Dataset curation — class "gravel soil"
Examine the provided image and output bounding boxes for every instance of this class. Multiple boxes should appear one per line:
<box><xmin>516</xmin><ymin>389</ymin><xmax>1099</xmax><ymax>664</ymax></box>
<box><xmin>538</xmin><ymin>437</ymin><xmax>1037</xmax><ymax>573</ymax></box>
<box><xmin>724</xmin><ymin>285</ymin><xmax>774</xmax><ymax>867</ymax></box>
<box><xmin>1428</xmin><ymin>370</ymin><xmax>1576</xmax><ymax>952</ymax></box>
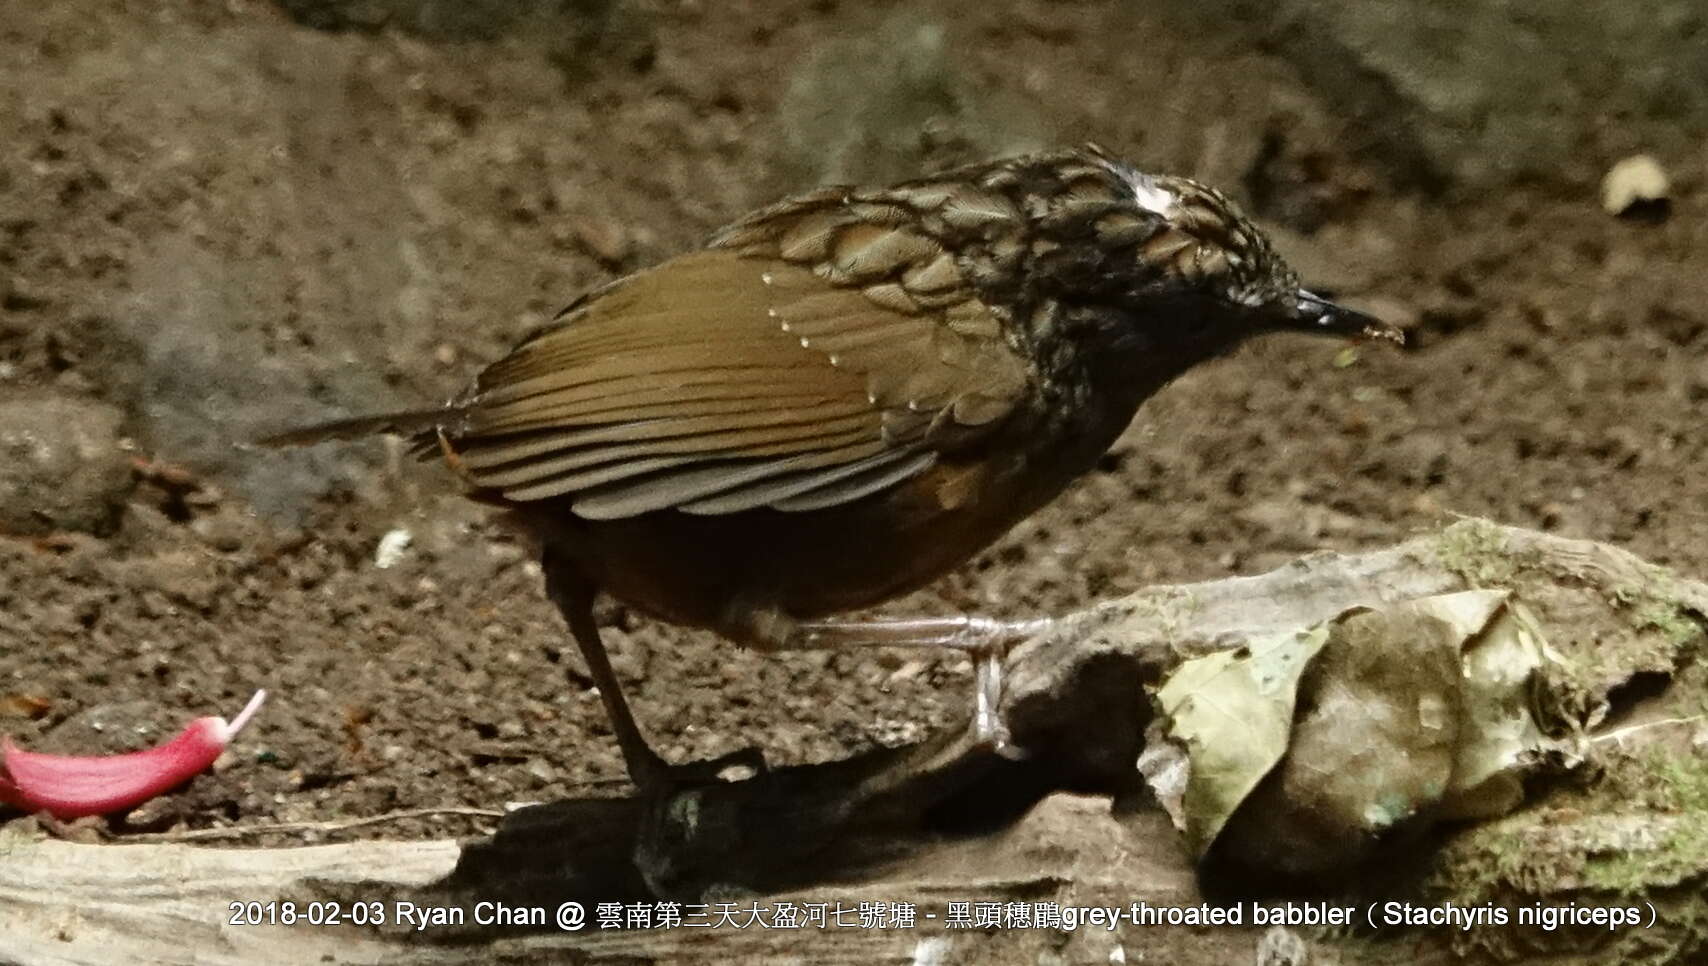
<box><xmin>1</xmin><ymin>0</ymin><xmax>1704</xmax><ymax>849</ymax></box>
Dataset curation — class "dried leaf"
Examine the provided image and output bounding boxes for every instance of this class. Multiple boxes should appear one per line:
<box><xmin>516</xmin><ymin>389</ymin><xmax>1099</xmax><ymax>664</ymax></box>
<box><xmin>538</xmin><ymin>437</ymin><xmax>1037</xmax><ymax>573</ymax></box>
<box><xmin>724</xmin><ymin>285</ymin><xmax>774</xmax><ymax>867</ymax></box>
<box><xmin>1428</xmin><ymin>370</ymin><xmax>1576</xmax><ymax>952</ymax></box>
<box><xmin>0</xmin><ymin>695</ymin><xmax>52</xmax><ymax>720</ymax></box>
<box><xmin>1144</xmin><ymin>623</ymin><xmax>1333</xmax><ymax>856</ymax></box>
<box><xmin>1144</xmin><ymin>591</ymin><xmax>1572</xmax><ymax>873</ymax></box>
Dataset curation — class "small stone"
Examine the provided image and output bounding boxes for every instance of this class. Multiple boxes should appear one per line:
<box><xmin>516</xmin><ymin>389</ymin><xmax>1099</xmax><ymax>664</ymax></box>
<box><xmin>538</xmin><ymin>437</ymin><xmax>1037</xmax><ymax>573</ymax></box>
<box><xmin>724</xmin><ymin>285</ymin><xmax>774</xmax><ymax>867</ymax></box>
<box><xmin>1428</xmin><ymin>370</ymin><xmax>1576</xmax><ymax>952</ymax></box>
<box><xmin>190</xmin><ymin>508</ymin><xmax>253</xmax><ymax>553</ymax></box>
<box><xmin>1600</xmin><ymin>155</ymin><xmax>1670</xmax><ymax>217</ymax></box>
<box><xmin>0</xmin><ymin>395</ymin><xmax>134</xmax><ymax>536</ymax></box>
<box><xmin>607</xmin><ymin>634</ymin><xmax>650</xmax><ymax>682</ymax></box>
<box><xmin>120</xmin><ymin>795</ymin><xmax>178</xmax><ymax>831</ymax></box>
<box><xmin>374</xmin><ymin>528</ymin><xmax>413</xmax><ymax>569</ymax></box>
<box><xmin>886</xmin><ymin>659</ymin><xmax>928</xmax><ymax>684</ymax></box>
<box><xmin>574</xmin><ymin>212</ymin><xmax>633</xmax><ymax>264</ymax></box>
<box><xmin>716</xmin><ymin>762</ymin><xmax>759</xmax><ymax>783</ymax></box>
<box><xmin>45</xmin><ymin>814</ymin><xmax>107</xmax><ymax>844</ymax></box>
<box><xmin>1256</xmin><ymin>925</ymin><xmax>1310</xmax><ymax>966</ymax></box>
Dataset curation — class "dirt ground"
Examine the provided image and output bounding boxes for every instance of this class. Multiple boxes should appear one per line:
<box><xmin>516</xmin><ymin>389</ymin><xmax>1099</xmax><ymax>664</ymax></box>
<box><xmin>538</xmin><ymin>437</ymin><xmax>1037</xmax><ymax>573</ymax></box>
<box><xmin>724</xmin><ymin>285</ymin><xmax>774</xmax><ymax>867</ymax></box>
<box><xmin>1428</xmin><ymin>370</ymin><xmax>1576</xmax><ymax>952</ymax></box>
<box><xmin>2</xmin><ymin>0</ymin><xmax>1705</xmax><ymax>887</ymax></box>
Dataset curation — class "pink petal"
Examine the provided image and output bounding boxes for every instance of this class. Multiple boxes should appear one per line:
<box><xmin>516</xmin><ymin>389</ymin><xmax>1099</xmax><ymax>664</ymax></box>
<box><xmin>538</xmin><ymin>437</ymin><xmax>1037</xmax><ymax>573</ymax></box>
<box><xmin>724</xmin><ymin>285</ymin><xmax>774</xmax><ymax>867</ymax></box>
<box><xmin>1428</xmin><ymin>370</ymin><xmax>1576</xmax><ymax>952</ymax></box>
<box><xmin>0</xmin><ymin>690</ymin><xmax>266</xmax><ymax>819</ymax></box>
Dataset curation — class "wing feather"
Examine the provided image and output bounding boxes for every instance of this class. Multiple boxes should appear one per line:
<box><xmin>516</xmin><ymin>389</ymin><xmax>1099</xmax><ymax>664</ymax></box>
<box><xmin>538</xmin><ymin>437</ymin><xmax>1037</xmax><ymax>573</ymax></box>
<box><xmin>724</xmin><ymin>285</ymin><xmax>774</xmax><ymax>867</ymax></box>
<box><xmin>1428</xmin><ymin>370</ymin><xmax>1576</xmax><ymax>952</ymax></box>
<box><xmin>472</xmin><ymin>368</ymin><xmax>839</xmax><ymax>425</ymax></box>
<box><xmin>461</xmin><ymin>390</ymin><xmax>847</xmax><ymax>438</ymax></box>
<box><xmin>771</xmin><ymin>451</ymin><xmax>946</xmax><ymax>512</ymax></box>
<box><xmin>797</xmin><ymin>317</ymin><xmax>925</xmax><ymax>354</ymax></box>
<box><xmin>467</xmin><ymin>413</ymin><xmax>879</xmax><ymax>489</ymax></box>
<box><xmin>463</xmin><ymin>398</ymin><xmax>874</xmax><ymax>469</ymax></box>
<box><xmin>439</xmin><ymin>232</ymin><xmax>1032</xmax><ymax>518</ymax></box>
<box><xmin>476</xmin><ymin>340</ymin><xmax>811</xmax><ymax>409</ymax></box>
<box><xmin>678</xmin><ymin>447</ymin><xmax>933</xmax><ymax>515</ymax></box>
<box><xmin>571</xmin><ymin>439</ymin><xmax>895</xmax><ymax>519</ymax></box>
<box><xmin>499</xmin><ymin>455</ymin><xmax>701</xmax><ymax>501</ymax></box>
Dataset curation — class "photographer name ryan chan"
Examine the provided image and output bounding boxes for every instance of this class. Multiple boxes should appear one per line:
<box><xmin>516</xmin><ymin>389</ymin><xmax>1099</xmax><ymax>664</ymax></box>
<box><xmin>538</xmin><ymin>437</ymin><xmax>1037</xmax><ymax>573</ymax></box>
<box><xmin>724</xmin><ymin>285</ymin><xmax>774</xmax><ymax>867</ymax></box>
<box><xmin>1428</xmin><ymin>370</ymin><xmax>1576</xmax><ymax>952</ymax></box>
<box><xmin>229</xmin><ymin>898</ymin><xmax>1655</xmax><ymax>933</ymax></box>
<box><xmin>432</xmin><ymin>899</ymin><xmax>1648</xmax><ymax>933</ymax></box>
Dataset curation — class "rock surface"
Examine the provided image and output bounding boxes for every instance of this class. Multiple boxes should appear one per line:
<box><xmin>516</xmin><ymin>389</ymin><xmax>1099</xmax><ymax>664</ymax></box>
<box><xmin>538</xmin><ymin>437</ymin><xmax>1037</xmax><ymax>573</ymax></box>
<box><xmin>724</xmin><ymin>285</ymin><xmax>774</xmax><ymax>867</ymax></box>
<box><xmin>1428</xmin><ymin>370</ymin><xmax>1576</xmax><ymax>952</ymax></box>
<box><xmin>0</xmin><ymin>395</ymin><xmax>133</xmax><ymax>536</ymax></box>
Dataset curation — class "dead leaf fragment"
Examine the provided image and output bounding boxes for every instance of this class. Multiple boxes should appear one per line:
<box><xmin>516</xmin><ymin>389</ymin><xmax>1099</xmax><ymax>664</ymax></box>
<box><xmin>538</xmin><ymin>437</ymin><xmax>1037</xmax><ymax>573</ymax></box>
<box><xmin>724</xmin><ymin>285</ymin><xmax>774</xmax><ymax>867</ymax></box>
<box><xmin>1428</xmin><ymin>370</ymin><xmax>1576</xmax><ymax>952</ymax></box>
<box><xmin>1142</xmin><ymin>591</ymin><xmax>1573</xmax><ymax>874</ymax></box>
<box><xmin>1139</xmin><ymin>622</ymin><xmax>1333</xmax><ymax>856</ymax></box>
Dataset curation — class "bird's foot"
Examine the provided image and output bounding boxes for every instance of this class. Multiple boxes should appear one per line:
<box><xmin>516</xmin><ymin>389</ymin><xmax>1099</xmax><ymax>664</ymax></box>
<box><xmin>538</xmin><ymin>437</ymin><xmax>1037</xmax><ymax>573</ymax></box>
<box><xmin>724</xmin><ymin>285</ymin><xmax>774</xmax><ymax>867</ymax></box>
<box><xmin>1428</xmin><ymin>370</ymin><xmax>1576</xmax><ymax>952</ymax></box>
<box><xmin>971</xmin><ymin>644</ymin><xmax>1025</xmax><ymax>761</ymax></box>
<box><xmin>767</xmin><ymin>612</ymin><xmax>1053</xmax><ymax>760</ymax></box>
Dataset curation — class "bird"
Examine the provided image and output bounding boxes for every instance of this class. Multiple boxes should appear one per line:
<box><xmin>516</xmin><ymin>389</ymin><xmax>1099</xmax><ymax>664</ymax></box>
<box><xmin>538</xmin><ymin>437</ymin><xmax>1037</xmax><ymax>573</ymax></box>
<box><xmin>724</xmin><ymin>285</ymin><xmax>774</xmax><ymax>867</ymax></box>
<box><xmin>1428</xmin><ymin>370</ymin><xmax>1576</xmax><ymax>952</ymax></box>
<box><xmin>263</xmin><ymin>144</ymin><xmax>1403</xmax><ymax>790</ymax></box>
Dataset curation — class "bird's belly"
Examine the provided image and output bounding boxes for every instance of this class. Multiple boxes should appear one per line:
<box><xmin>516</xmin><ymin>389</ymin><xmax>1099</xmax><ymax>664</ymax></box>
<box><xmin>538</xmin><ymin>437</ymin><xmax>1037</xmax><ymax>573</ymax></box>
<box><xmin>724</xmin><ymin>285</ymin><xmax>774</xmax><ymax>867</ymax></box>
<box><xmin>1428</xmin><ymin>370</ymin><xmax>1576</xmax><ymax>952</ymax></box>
<box><xmin>519</xmin><ymin>453</ymin><xmax>1072</xmax><ymax>635</ymax></box>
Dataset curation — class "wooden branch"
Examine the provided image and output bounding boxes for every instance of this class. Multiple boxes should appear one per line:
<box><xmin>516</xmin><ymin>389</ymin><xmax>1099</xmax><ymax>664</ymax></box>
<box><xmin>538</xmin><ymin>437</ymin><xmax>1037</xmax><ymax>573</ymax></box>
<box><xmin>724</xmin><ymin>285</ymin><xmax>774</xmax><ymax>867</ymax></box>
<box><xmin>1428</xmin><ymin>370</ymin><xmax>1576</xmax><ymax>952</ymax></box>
<box><xmin>2</xmin><ymin>521</ymin><xmax>1702</xmax><ymax>965</ymax></box>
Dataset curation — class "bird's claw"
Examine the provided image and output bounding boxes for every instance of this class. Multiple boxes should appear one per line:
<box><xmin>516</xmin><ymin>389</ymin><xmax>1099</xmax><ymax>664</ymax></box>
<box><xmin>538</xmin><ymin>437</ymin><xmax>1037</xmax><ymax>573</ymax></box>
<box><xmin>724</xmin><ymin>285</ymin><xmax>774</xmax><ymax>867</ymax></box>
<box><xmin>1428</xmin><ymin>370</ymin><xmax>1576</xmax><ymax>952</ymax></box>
<box><xmin>972</xmin><ymin>645</ymin><xmax>1027</xmax><ymax>760</ymax></box>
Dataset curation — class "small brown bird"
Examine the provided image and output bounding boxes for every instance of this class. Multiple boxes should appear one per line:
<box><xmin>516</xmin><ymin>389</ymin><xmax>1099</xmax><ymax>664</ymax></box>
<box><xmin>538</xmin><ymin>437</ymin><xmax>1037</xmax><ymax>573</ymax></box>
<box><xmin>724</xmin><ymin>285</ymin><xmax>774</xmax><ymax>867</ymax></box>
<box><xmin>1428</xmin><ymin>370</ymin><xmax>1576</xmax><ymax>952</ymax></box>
<box><xmin>266</xmin><ymin>145</ymin><xmax>1401</xmax><ymax>787</ymax></box>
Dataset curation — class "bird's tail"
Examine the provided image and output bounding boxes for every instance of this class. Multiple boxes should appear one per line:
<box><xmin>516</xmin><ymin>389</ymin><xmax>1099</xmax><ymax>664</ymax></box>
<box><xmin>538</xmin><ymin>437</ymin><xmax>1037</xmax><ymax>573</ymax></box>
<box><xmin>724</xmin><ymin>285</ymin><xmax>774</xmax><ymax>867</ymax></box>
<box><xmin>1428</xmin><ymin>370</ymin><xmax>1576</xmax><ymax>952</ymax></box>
<box><xmin>253</xmin><ymin>407</ymin><xmax>454</xmax><ymax>449</ymax></box>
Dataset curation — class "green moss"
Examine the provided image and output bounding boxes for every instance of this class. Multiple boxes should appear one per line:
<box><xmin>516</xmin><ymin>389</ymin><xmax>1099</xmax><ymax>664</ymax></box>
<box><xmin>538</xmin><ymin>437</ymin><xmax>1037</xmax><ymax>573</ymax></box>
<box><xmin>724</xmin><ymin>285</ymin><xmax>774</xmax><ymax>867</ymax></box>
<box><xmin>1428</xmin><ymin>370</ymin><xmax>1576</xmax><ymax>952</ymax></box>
<box><xmin>1422</xmin><ymin>746</ymin><xmax>1708</xmax><ymax>963</ymax></box>
<box><xmin>1433</xmin><ymin>519</ymin><xmax>1529</xmax><ymax>588</ymax></box>
<box><xmin>1615</xmin><ymin>569</ymin><xmax>1708</xmax><ymax>654</ymax></box>
<box><xmin>1432</xmin><ymin>812</ymin><xmax>1587</xmax><ymax>905</ymax></box>
<box><xmin>1409</xmin><ymin>521</ymin><xmax>1708</xmax><ymax>962</ymax></box>
<box><xmin>1581</xmin><ymin>751</ymin><xmax>1708</xmax><ymax>893</ymax></box>
<box><xmin>1639</xmin><ymin>599</ymin><xmax>1706</xmax><ymax>651</ymax></box>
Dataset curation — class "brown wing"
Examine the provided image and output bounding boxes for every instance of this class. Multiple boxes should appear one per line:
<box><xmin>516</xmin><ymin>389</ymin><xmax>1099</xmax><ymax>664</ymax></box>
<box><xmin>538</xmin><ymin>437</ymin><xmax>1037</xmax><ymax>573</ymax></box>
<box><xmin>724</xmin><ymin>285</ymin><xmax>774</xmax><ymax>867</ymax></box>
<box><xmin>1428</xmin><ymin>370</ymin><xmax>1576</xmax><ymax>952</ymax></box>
<box><xmin>445</xmin><ymin>212</ymin><xmax>1033</xmax><ymax>520</ymax></box>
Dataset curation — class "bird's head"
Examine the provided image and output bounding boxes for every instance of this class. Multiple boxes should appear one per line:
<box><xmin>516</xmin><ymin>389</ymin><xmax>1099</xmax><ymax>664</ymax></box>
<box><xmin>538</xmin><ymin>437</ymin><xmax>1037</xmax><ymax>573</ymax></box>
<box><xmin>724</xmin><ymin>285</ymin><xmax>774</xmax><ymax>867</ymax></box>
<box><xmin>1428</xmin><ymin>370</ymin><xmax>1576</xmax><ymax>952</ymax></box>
<box><xmin>1103</xmin><ymin>162</ymin><xmax>1404</xmax><ymax>349</ymax></box>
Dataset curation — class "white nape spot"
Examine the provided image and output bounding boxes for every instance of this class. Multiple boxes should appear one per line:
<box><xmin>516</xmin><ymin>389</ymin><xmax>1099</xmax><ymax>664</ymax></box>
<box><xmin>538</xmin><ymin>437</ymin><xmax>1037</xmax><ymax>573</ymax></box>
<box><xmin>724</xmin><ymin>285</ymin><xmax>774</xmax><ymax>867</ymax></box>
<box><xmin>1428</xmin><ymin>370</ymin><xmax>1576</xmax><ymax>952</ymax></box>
<box><xmin>1125</xmin><ymin>170</ymin><xmax>1177</xmax><ymax>217</ymax></box>
<box><xmin>374</xmin><ymin>528</ymin><xmax>413</xmax><ymax>569</ymax></box>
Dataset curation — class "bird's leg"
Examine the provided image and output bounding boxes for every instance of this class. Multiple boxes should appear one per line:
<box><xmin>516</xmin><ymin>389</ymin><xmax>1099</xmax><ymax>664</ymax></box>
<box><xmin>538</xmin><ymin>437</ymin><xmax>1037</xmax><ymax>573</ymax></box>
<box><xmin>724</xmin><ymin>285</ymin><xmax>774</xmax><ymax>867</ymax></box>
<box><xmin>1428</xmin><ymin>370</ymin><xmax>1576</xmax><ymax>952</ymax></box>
<box><xmin>542</xmin><ymin>554</ymin><xmax>671</xmax><ymax>788</ymax></box>
<box><xmin>542</xmin><ymin>553</ymin><xmax>766</xmax><ymax>790</ymax></box>
<box><xmin>746</xmin><ymin>611</ymin><xmax>1054</xmax><ymax>758</ymax></box>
